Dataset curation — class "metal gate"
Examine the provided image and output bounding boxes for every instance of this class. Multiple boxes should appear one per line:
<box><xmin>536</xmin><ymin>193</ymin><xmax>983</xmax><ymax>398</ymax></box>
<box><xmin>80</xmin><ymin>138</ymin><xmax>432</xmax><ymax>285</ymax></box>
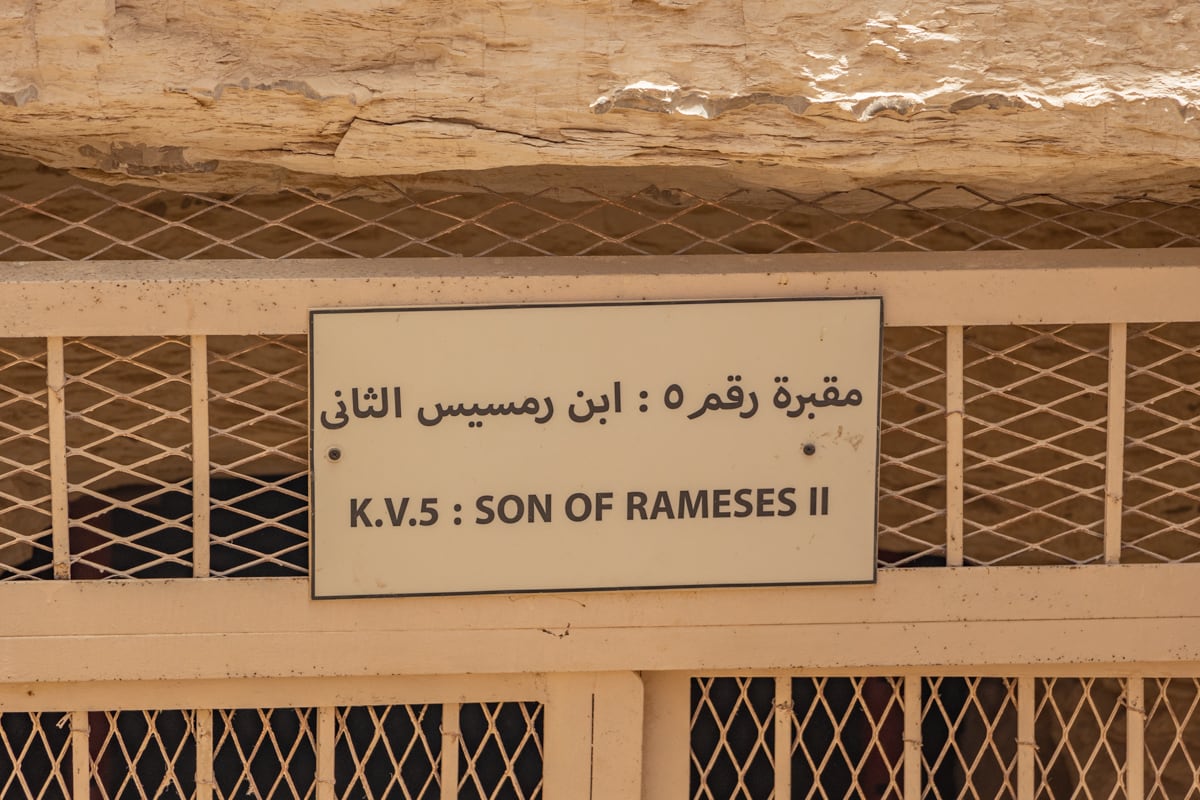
<box><xmin>2</xmin><ymin>168</ymin><xmax>1199</xmax><ymax>799</ymax></box>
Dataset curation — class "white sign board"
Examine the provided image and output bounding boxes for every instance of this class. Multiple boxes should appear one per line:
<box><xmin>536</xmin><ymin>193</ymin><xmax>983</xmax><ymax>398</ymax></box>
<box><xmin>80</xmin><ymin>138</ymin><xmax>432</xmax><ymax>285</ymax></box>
<box><xmin>309</xmin><ymin>298</ymin><xmax>882</xmax><ymax>598</ymax></box>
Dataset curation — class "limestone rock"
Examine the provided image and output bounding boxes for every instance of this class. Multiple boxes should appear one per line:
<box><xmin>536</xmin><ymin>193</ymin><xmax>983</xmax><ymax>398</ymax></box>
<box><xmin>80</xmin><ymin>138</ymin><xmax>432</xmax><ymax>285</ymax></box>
<box><xmin>2</xmin><ymin>0</ymin><xmax>1200</xmax><ymax>198</ymax></box>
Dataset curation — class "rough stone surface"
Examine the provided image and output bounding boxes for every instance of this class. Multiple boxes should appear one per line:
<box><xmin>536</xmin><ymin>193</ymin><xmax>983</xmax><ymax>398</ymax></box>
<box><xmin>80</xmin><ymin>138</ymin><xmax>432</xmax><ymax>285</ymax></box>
<box><xmin>2</xmin><ymin>0</ymin><xmax>1200</xmax><ymax>198</ymax></box>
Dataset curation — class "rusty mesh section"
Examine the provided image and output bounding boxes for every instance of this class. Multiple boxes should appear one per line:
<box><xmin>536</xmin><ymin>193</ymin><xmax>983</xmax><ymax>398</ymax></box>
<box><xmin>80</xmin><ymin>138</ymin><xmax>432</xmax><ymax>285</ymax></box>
<box><xmin>1145</xmin><ymin>678</ymin><xmax>1200</xmax><ymax>800</ymax></box>
<box><xmin>920</xmin><ymin>677</ymin><xmax>1018</xmax><ymax>800</ymax></box>
<box><xmin>1123</xmin><ymin>323</ymin><xmax>1200</xmax><ymax>563</ymax></box>
<box><xmin>790</xmin><ymin>676</ymin><xmax>905</xmax><ymax>799</ymax></box>
<box><xmin>962</xmin><ymin>326</ymin><xmax>1109</xmax><ymax>565</ymax></box>
<box><xmin>88</xmin><ymin>709</ymin><xmax>197</xmax><ymax>800</ymax></box>
<box><xmin>0</xmin><ymin>711</ymin><xmax>71</xmax><ymax>800</ymax></box>
<box><xmin>6</xmin><ymin>172</ymin><xmax>1200</xmax><ymax>260</ymax></box>
<box><xmin>0</xmin><ymin>339</ymin><xmax>52</xmax><ymax>579</ymax></box>
<box><xmin>332</xmin><ymin>702</ymin><xmax>543</xmax><ymax>800</ymax></box>
<box><xmin>335</xmin><ymin>705</ymin><xmax>442</xmax><ymax>800</ymax></box>
<box><xmin>213</xmin><ymin>708</ymin><xmax>316</xmax><ymax>800</ymax></box>
<box><xmin>691</xmin><ymin>676</ymin><xmax>1036</xmax><ymax>800</ymax></box>
<box><xmin>458</xmin><ymin>702</ymin><xmax>544</xmax><ymax>800</ymax></box>
<box><xmin>878</xmin><ymin>328</ymin><xmax>947</xmax><ymax>566</ymax></box>
<box><xmin>63</xmin><ymin>337</ymin><xmax>193</xmax><ymax>579</ymax></box>
<box><xmin>691</xmin><ymin>677</ymin><xmax>776</xmax><ymax>800</ymax></box>
<box><xmin>1034</xmin><ymin>678</ymin><xmax>1126</xmax><ymax>800</ymax></box>
<box><xmin>687</xmin><ymin>676</ymin><xmax>1158</xmax><ymax>800</ymax></box>
<box><xmin>207</xmin><ymin>335</ymin><xmax>309</xmax><ymax>577</ymax></box>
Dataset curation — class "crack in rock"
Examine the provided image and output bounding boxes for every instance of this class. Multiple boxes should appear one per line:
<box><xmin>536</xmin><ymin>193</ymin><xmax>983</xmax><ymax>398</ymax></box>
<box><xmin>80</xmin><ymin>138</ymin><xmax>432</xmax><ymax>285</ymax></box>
<box><xmin>355</xmin><ymin>116</ymin><xmax>567</xmax><ymax>146</ymax></box>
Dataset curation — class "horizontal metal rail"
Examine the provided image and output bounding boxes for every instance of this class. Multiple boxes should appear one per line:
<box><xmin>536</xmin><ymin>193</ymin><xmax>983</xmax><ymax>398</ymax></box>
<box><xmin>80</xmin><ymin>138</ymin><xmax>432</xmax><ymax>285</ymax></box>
<box><xmin>3</xmin><ymin>250</ymin><xmax>1200</xmax><ymax>336</ymax></box>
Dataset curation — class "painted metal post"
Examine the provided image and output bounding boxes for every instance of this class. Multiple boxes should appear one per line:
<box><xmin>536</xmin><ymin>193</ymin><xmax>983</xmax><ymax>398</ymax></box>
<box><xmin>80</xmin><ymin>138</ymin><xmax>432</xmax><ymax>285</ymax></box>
<box><xmin>441</xmin><ymin>702</ymin><xmax>461</xmax><ymax>800</ymax></box>
<box><xmin>48</xmin><ymin>337</ymin><xmax>69</xmax><ymax>580</ymax></box>
<box><xmin>191</xmin><ymin>335</ymin><xmax>210</xmax><ymax>577</ymax></box>
<box><xmin>946</xmin><ymin>326</ymin><xmax>965</xmax><ymax>566</ymax></box>
<box><xmin>1105</xmin><ymin>323</ymin><xmax>1128</xmax><ymax>564</ymax></box>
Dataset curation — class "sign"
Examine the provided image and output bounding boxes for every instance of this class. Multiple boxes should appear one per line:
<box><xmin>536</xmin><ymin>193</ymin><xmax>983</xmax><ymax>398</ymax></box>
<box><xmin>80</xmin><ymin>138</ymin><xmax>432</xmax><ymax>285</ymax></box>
<box><xmin>309</xmin><ymin>297</ymin><xmax>882</xmax><ymax>598</ymax></box>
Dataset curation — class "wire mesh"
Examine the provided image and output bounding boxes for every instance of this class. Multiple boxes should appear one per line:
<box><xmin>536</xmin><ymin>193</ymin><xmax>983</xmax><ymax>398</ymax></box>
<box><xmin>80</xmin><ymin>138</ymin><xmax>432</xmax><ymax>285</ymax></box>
<box><xmin>7</xmin><ymin>155</ymin><xmax>1200</xmax><ymax>260</ymax></box>
<box><xmin>0</xmin><ymin>711</ymin><xmax>71</xmax><ymax>800</ymax></box>
<box><xmin>2</xmin><ymin>160</ymin><xmax>1200</xmax><ymax>573</ymax></box>
<box><xmin>1145</xmin><ymin>678</ymin><xmax>1200</xmax><ymax>800</ymax></box>
<box><xmin>790</xmin><ymin>676</ymin><xmax>905</xmax><ymax>799</ymax></box>
<box><xmin>331</xmin><ymin>701</ymin><xmax>545</xmax><ymax>800</ymax></box>
<box><xmin>690</xmin><ymin>677</ymin><xmax>776</xmax><ymax>800</ymax></box>
<box><xmin>920</xmin><ymin>677</ymin><xmax>1018</xmax><ymax>800</ymax></box>
<box><xmin>7</xmin><ymin>153</ymin><xmax>1200</xmax><ymax>800</ymax></box>
<box><xmin>1034</xmin><ymin>678</ymin><xmax>1126</xmax><ymax>800</ymax></box>
<box><xmin>213</xmin><ymin>708</ymin><xmax>316</xmax><ymax>800</ymax></box>
<box><xmin>208</xmin><ymin>335</ymin><xmax>309</xmax><ymax>577</ymax></box>
<box><xmin>89</xmin><ymin>709</ymin><xmax>197</xmax><ymax>800</ymax></box>
<box><xmin>63</xmin><ymin>337</ymin><xmax>193</xmax><ymax>579</ymax></box>
<box><xmin>878</xmin><ymin>328</ymin><xmax>947</xmax><ymax>566</ymax></box>
<box><xmin>1123</xmin><ymin>323</ymin><xmax>1200</xmax><ymax>563</ymax></box>
<box><xmin>0</xmin><ymin>339</ymin><xmax>52</xmax><ymax>579</ymax></box>
<box><xmin>334</xmin><ymin>704</ymin><xmax>441</xmax><ymax>800</ymax></box>
<box><xmin>4</xmin><ymin>322</ymin><xmax>1191</xmax><ymax>578</ymax></box>
<box><xmin>962</xmin><ymin>326</ymin><xmax>1109</xmax><ymax>565</ymax></box>
<box><xmin>458</xmin><ymin>702</ymin><xmax>544</xmax><ymax>800</ymax></box>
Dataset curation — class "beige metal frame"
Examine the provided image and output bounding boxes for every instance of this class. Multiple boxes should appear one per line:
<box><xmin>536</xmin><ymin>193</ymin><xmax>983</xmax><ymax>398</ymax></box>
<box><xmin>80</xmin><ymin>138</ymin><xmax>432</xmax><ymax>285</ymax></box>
<box><xmin>3</xmin><ymin>248</ymin><xmax>1200</xmax><ymax>799</ymax></box>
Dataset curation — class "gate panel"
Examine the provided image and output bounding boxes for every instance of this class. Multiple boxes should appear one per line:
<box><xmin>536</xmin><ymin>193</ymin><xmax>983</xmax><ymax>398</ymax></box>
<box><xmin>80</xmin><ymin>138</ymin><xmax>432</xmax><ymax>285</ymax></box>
<box><xmin>2</xmin><ymin>254</ymin><xmax>1199</xmax><ymax>798</ymax></box>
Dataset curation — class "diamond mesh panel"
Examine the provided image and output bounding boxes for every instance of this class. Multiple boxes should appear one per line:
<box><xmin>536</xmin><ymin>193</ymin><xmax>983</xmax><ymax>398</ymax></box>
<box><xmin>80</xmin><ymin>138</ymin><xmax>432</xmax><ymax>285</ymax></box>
<box><xmin>208</xmin><ymin>335</ymin><xmax>309</xmax><ymax>576</ymax></box>
<box><xmin>8</xmin><ymin>158</ymin><xmax>1200</xmax><ymax>260</ymax></box>
<box><xmin>1123</xmin><ymin>323</ymin><xmax>1200</xmax><ymax>562</ymax></box>
<box><xmin>213</xmin><ymin>708</ymin><xmax>316</xmax><ymax>800</ymax></box>
<box><xmin>921</xmin><ymin>677</ymin><xmax>1018</xmax><ymax>800</ymax></box>
<box><xmin>690</xmin><ymin>677</ymin><xmax>775</xmax><ymax>800</ymax></box>
<box><xmin>879</xmin><ymin>328</ymin><xmax>947</xmax><ymax>566</ymax></box>
<box><xmin>334</xmin><ymin>704</ymin><xmax>441</xmax><ymax>800</ymax></box>
<box><xmin>89</xmin><ymin>709</ymin><xmax>197</xmax><ymax>800</ymax></box>
<box><xmin>0</xmin><ymin>339</ymin><xmax>52</xmax><ymax>580</ymax></box>
<box><xmin>3</xmin><ymin>158</ymin><xmax>1200</xmax><ymax>573</ymax></box>
<box><xmin>459</xmin><ymin>701</ymin><xmax>544</xmax><ymax>800</ymax></box>
<box><xmin>0</xmin><ymin>711</ymin><xmax>70</xmax><ymax>800</ymax></box>
<box><xmin>1145</xmin><ymin>678</ymin><xmax>1200</xmax><ymax>800</ymax></box>
<box><xmin>1034</xmin><ymin>678</ymin><xmax>1126</xmax><ymax>800</ymax></box>
<box><xmin>790</xmin><ymin>676</ymin><xmax>904</xmax><ymax>799</ymax></box>
<box><xmin>64</xmin><ymin>337</ymin><xmax>193</xmax><ymax>579</ymax></box>
<box><xmin>2</xmin><ymin>161</ymin><xmax>1200</xmax><ymax>572</ymax></box>
<box><xmin>962</xmin><ymin>326</ymin><xmax>1109</xmax><ymax>565</ymax></box>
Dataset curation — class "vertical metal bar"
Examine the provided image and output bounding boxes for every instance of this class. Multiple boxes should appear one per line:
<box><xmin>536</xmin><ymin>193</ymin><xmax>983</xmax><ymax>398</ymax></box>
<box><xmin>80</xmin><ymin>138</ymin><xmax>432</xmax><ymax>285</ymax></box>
<box><xmin>195</xmin><ymin>709</ymin><xmax>214</xmax><ymax>800</ymax></box>
<box><xmin>903</xmin><ymin>676</ymin><xmax>922</xmax><ymax>800</ymax></box>
<box><xmin>544</xmin><ymin>674</ymin><xmax>596</xmax><ymax>800</ymax></box>
<box><xmin>641</xmin><ymin>672</ymin><xmax>692</xmax><ymax>800</ymax></box>
<box><xmin>316</xmin><ymin>707</ymin><xmax>336</xmax><ymax>800</ymax></box>
<box><xmin>191</xmin><ymin>335</ymin><xmax>211</xmax><ymax>578</ymax></box>
<box><xmin>591</xmin><ymin>673</ymin><xmax>645</xmax><ymax>800</ymax></box>
<box><xmin>47</xmin><ymin>337</ymin><xmax>70</xmax><ymax>580</ymax></box>
<box><xmin>946</xmin><ymin>326</ymin><xmax>965</xmax><ymax>566</ymax></box>
<box><xmin>70</xmin><ymin>710</ymin><xmax>89</xmax><ymax>800</ymax></box>
<box><xmin>1126</xmin><ymin>676</ymin><xmax>1145</xmax><ymax>800</ymax></box>
<box><xmin>1105</xmin><ymin>322</ymin><xmax>1128</xmax><ymax>565</ymax></box>
<box><xmin>441</xmin><ymin>702</ymin><xmax>461</xmax><ymax>800</ymax></box>
<box><xmin>774</xmin><ymin>674</ymin><xmax>792</xmax><ymax>800</ymax></box>
<box><xmin>1017</xmin><ymin>676</ymin><xmax>1035</xmax><ymax>800</ymax></box>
